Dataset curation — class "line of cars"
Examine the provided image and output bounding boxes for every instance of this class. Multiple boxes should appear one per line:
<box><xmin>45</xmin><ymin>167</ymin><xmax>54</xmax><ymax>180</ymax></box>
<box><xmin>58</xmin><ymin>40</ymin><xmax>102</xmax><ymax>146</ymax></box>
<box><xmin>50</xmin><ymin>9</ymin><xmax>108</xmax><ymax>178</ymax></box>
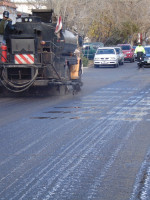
<box><xmin>82</xmin><ymin>42</ymin><xmax>150</xmax><ymax>68</ymax></box>
<box><xmin>94</xmin><ymin>44</ymin><xmax>135</xmax><ymax>68</ymax></box>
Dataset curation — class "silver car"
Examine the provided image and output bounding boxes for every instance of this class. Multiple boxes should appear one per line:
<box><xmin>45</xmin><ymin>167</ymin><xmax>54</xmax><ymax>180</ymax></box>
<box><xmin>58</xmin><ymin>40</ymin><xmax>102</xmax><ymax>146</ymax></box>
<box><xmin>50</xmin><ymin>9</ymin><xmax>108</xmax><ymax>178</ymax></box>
<box><xmin>114</xmin><ymin>47</ymin><xmax>124</xmax><ymax>65</ymax></box>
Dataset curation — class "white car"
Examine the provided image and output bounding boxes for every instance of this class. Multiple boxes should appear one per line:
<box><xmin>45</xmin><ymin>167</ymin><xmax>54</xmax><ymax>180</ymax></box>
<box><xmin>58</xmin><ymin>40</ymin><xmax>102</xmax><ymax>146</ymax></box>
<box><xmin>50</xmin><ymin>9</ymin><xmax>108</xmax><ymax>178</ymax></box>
<box><xmin>94</xmin><ymin>47</ymin><xmax>119</xmax><ymax>68</ymax></box>
<box><xmin>114</xmin><ymin>47</ymin><xmax>124</xmax><ymax>65</ymax></box>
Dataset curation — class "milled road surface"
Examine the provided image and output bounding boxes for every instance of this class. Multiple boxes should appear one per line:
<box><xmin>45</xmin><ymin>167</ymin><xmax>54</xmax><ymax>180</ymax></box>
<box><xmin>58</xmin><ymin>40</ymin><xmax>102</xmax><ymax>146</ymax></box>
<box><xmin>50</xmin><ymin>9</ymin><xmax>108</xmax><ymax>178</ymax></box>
<box><xmin>0</xmin><ymin>62</ymin><xmax>150</xmax><ymax>200</ymax></box>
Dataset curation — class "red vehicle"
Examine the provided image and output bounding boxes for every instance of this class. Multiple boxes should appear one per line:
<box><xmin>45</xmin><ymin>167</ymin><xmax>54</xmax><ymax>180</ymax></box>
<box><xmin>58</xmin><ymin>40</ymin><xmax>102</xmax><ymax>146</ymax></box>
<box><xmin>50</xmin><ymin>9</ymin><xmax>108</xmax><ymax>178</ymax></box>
<box><xmin>117</xmin><ymin>44</ymin><xmax>135</xmax><ymax>62</ymax></box>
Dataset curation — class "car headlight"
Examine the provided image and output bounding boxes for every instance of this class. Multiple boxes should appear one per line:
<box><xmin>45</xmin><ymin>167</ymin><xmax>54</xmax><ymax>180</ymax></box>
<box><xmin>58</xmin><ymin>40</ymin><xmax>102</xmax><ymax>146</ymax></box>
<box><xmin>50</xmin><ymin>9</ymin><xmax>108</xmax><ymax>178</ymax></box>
<box><xmin>111</xmin><ymin>57</ymin><xmax>117</xmax><ymax>60</ymax></box>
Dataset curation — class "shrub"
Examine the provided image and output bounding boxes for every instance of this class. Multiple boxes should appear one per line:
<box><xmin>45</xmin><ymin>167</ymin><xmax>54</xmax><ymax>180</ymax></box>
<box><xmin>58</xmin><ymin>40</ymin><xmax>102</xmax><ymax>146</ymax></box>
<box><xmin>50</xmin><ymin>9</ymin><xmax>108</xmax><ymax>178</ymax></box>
<box><xmin>81</xmin><ymin>56</ymin><xmax>89</xmax><ymax>67</ymax></box>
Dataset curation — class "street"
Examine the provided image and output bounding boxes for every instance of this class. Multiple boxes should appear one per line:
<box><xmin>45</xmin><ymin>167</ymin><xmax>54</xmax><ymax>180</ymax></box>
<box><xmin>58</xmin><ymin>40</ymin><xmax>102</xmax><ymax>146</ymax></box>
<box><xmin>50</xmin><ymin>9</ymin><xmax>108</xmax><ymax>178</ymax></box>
<box><xmin>0</xmin><ymin>62</ymin><xmax>150</xmax><ymax>200</ymax></box>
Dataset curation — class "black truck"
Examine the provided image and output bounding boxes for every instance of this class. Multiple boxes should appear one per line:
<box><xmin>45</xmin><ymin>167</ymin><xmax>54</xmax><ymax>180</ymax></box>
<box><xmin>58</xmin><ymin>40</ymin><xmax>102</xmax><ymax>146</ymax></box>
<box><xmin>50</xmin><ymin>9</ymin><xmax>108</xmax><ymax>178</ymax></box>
<box><xmin>0</xmin><ymin>9</ymin><xmax>82</xmax><ymax>94</ymax></box>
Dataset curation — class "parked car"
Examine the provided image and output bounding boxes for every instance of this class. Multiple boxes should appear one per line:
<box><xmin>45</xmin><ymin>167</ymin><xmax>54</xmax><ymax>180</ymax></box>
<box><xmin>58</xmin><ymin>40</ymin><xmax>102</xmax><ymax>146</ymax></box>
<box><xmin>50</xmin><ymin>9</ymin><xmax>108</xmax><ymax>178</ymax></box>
<box><xmin>143</xmin><ymin>46</ymin><xmax>150</xmax><ymax>66</ymax></box>
<box><xmin>114</xmin><ymin>47</ymin><xmax>124</xmax><ymax>65</ymax></box>
<box><xmin>82</xmin><ymin>42</ymin><xmax>104</xmax><ymax>60</ymax></box>
<box><xmin>94</xmin><ymin>47</ymin><xmax>119</xmax><ymax>68</ymax></box>
<box><xmin>117</xmin><ymin>44</ymin><xmax>135</xmax><ymax>62</ymax></box>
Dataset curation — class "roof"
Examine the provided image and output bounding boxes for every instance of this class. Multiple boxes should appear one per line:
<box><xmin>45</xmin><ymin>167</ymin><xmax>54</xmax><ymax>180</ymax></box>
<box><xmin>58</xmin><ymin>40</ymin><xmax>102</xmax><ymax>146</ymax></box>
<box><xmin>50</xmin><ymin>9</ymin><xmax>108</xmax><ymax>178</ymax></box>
<box><xmin>32</xmin><ymin>9</ymin><xmax>53</xmax><ymax>13</ymax></box>
<box><xmin>97</xmin><ymin>47</ymin><xmax>115</xmax><ymax>49</ymax></box>
<box><xmin>114</xmin><ymin>46</ymin><xmax>121</xmax><ymax>48</ymax></box>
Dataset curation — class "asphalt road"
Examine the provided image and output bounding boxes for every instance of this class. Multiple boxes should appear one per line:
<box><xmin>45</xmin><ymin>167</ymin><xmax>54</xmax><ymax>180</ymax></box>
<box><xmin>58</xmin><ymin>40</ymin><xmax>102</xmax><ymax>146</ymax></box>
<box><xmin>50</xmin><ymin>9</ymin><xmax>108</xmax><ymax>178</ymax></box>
<box><xmin>1</xmin><ymin>62</ymin><xmax>150</xmax><ymax>200</ymax></box>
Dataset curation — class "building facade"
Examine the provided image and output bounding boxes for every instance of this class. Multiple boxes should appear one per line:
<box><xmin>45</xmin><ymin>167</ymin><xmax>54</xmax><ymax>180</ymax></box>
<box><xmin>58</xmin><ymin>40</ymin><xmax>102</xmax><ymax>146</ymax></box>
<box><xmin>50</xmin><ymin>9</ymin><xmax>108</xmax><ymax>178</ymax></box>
<box><xmin>11</xmin><ymin>0</ymin><xmax>47</xmax><ymax>14</ymax></box>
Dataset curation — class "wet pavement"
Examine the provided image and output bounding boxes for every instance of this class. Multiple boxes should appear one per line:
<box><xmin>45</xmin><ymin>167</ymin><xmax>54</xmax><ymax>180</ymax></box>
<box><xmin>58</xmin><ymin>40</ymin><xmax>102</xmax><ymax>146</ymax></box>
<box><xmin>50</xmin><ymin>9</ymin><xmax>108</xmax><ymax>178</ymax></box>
<box><xmin>0</xmin><ymin>63</ymin><xmax>150</xmax><ymax>199</ymax></box>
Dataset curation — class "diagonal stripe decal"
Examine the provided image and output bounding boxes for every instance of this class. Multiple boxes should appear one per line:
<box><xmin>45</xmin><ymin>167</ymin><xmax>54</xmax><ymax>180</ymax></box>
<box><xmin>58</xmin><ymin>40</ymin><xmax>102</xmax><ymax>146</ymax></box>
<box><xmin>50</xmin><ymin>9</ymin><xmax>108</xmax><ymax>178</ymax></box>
<box><xmin>27</xmin><ymin>54</ymin><xmax>34</xmax><ymax>62</ymax></box>
<box><xmin>15</xmin><ymin>54</ymin><xmax>34</xmax><ymax>64</ymax></box>
<box><xmin>20</xmin><ymin>54</ymin><xmax>31</xmax><ymax>64</ymax></box>
<box><xmin>15</xmin><ymin>55</ymin><xmax>22</xmax><ymax>64</ymax></box>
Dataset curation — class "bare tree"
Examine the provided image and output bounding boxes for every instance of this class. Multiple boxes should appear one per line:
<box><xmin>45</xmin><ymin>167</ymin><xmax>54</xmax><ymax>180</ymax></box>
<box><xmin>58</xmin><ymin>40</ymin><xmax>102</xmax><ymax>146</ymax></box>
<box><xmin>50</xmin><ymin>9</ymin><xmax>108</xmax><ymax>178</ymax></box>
<box><xmin>24</xmin><ymin>0</ymin><xmax>150</xmax><ymax>44</ymax></box>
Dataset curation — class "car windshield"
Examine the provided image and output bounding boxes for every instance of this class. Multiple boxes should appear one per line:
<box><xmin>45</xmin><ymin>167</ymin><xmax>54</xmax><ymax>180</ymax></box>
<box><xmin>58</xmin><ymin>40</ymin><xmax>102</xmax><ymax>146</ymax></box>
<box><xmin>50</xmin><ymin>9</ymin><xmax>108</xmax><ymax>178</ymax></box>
<box><xmin>96</xmin><ymin>49</ymin><xmax>115</xmax><ymax>54</ymax></box>
<box><xmin>145</xmin><ymin>48</ymin><xmax>150</xmax><ymax>54</ymax></box>
<box><xmin>120</xmin><ymin>45</ymin><xmax>131</xmax><ymax>50</ymax></box>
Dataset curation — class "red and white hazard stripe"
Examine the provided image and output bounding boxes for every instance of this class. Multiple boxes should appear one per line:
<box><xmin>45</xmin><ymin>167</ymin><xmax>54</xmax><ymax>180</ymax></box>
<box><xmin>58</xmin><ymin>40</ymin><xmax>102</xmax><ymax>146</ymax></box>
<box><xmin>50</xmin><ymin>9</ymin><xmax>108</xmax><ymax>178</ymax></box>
<box><xmin>15</xmin><ymin>54</ymin><xmax>34</xmax><ymax>64</ymax></box>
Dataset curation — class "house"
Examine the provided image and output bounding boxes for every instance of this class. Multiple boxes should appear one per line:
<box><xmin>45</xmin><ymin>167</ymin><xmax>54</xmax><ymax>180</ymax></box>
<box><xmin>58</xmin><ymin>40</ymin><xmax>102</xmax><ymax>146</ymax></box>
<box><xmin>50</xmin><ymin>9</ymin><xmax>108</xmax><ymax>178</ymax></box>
<box><xmin>13</xmin><ymin>0</ymin><xmax>47</xmax><ymax>14</ymax></box>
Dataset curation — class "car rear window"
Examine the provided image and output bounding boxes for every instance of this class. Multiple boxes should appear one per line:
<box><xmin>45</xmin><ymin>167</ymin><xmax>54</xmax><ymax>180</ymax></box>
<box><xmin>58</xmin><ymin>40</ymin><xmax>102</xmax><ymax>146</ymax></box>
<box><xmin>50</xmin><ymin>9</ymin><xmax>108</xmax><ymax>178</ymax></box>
<box><xmin>120</xmin><ymin>45</ymin><xmax>131</xmax><ymax>50</ymax></box>
<box><xmin>96</xmin><ymin>49</ymin><xmax>115</xmax><ymax>54</ymax></box>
